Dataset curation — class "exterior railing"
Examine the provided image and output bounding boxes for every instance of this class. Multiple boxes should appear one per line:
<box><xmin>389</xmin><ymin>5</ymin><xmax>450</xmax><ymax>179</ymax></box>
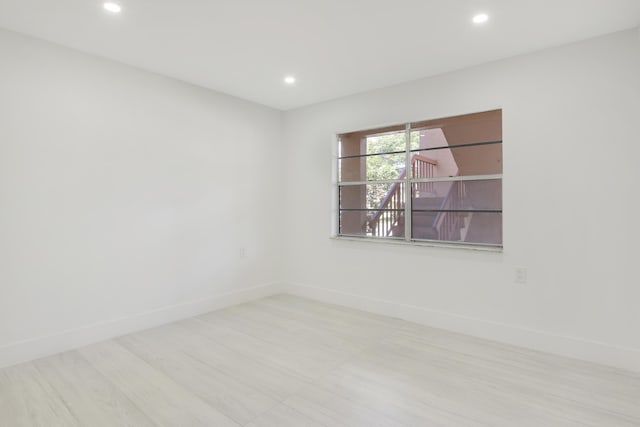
<box><xmin>433</xmin><ymin>178</ymin><xmax>465</xmax><ymax>241</ymax></box>
<box><xmin>369</xmin><ymin>154</ymin><xmax>437</xmax><ymax>237</ymax></box>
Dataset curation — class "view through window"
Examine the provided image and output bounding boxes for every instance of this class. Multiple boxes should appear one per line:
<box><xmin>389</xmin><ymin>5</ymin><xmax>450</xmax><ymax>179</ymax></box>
<box><xmin>337</xmin><ymin>110</ymin><xmax>502</xmax><ymax>247</ymax></box>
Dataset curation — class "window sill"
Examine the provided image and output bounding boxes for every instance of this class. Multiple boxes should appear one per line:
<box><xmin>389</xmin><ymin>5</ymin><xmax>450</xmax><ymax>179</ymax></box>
<box><xmin>330</xmin><ymin>235</ymin><xmax>503</xmax><ymax>253</ymax></box>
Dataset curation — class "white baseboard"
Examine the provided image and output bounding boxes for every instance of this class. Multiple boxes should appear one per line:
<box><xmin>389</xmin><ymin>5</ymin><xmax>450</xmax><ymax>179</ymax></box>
<box><xmin>282</xmin><ymin>283</ymin><xmax>640</xmax><ymax>373</ymax></box>
<box><xmin>0</xmin><ymin>282</ymin><xmax>284</xmax><ymax>369</ymax></box>
<box><xmin>4</xmin><ymin>281</ymin><xmax>639</xmax><ymax>374</ymax></box>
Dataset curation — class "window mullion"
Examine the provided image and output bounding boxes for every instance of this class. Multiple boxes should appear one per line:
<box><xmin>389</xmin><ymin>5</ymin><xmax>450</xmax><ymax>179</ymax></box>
<box><xmin>404</xmin><ymin>123</ymin><xmax>411</xmax><ymax>242</ymax></box>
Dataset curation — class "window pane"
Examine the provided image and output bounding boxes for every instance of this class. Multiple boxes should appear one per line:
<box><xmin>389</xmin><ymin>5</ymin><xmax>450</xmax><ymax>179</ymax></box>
<box><xmin>339</xmin><ymin>182</ymin><xmax>406</xmax><ymax>238</ymax></box>
<box><xmin>340</xmin><ymin>183</ymin><xmax>405</xmax><ymax>210</ymax></box>
<box><xmin>339</xmin><ymin>210</ymin><xmax>369</xmax><ymax>237</ymax></box>
<box><xmin>339</xmin><ymin>153</ymin><xmax>406</xmax><ymax>182</ymax></box>
<box><xmin>463</xmin><ymin>213</ymin><xmax>502</xmax><ymax>245</ymax></box>
<box><xmin>412</xmin><ymin>212</ymin><xmax>502</xmax><ymax>245</ymax></box>
<box><xmin>411</xmin><ymin>211</ymin><xmax>440</xmax><ymax>240</ymax></box>
<box><xmin>411</xmin><ymin>179</ymin><xmax>502</xmax><ymax>245</ymax></box>
<box><xmin>411</xmin><ymin>180</ymin><xmax>502</xmax><ymax>211</ymax></box>
<box><xmin>410</xmin><ymin>110</ymin><xmax>502</xmax><ymax>148</ymax></box>
<box><xmin>410</xmin><ymin>143</ymin><xmax>502</xmax><ymax>179</ymax></box>
<box><xmin>366</xmin><ymin>130</ymin><xmax>408</xmax><ymax>155</ymax></box>
<box><xmin>339</xmin><ymin>210</ymin><xmax>405</xmax><ymax>238</ymax></box>
<box><xmin>366</xmin><ymin>153</ymin><xmax>406</xmax><ymax>181</ymax></box>
<box><xmin>338</xmin><ymin>124</ymin><xmax>406</xmax><ymax>159</ymax></box>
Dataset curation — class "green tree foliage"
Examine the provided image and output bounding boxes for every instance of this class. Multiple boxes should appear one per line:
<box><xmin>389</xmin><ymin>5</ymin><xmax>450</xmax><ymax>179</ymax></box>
<box><xmin>366</xmin><ymin>132</ymin><xmax>419</xmax><ymax>209</ymax></box>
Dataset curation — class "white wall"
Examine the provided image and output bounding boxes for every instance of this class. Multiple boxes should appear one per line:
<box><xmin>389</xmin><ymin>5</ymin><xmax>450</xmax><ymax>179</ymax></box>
<box><xmin>1</xmin><ymin>26</ymin><xmax>639</xmax><ymax>372</ymax></box>
<box><xmin>282</xmin><ymin>28</ymin><xmax>640</xmax><ymax>371</ymax></box>
<box><xmin>0</xmin><ymin>29</ymin><xmax>284</xmax><ymax>367</ymax></box>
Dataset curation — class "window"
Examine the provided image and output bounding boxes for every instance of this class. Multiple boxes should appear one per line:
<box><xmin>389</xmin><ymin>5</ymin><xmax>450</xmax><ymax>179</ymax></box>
<box><xmin>336</xmin><ymin>110</ymin><xmax>502</xmax><ymax>248</ymax></box>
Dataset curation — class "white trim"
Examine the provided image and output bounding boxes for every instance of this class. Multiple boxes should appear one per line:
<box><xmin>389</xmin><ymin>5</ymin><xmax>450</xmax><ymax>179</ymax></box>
<box><xmin>282</xmin><ymin>282</ymin><xmax>640</xmax><ymax>374</ymax></box>
<box><xmin>331</xmin><ymin>235</ymin><xmax>503</xmax><ymax>252</ymax></box>
<box><xmin>0</xmin><ymin>283</ymin><xmax>284</xmax><ymax>369</ymax></box>
<box><xmin>331</xmin><ymin>134</ymin><xmax>339</xmax><ymax>237</ymax></box>
<box><xmin>5</xmin><ymin>282</ymin><xmax>638</xmax><ymax>374</ymax></box>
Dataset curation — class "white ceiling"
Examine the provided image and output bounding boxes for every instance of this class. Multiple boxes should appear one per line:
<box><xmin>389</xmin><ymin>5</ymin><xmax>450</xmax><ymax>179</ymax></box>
<box><xmin>0</xmin><ymin>0</ymin><xmax>638</xmax><ymax>110</ymax></box>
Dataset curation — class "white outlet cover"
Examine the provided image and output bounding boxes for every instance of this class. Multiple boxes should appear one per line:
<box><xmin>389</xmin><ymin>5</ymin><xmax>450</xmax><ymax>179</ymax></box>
<box><xmin>515</xmin><ymin>268</ymin><xmax>527</xmax><ymax>284</ymax></box>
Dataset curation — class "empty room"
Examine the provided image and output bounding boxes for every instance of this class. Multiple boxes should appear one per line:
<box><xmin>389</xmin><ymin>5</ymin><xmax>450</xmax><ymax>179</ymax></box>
<box><xmin>1</xmin><ymin>0</ymin><xmax>639</xmax><ymax>426</ymax></box>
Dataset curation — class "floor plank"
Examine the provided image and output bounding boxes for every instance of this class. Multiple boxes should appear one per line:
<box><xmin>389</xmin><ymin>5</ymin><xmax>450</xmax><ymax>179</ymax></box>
<box><xmin>245</xmin><ymin>403</ymin><xmax>325</xmax><ymax>427</ymax></box>
<box><xmin>32</xmin><ymin>351</ymin><xmax>155</xmax><ymax>427</ymax></box>
<box><xmin>283</xmin><ymin>384</ymin><xmax>407</xmax><ymax>427</ymax></box>
<box><xmin>79</xmin><ymin>340</ymin><xmax>239</xmax><ymax>426</ymax></box>
<box><xmin>117</xmin><ymin>323</ymin><xmax>284</xmax><ymax>424</ymax></box>
<box><xmin>0</xmin><ymin>362</ymin><xmax>79</xmax><ymax>427</ymax></box>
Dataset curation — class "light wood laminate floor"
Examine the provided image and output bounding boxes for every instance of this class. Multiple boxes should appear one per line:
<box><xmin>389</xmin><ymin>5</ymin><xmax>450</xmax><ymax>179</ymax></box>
<box><xmin>1</xmin><ymin>295</ymin><xmax>639</xmax><ymax>426</ymax></box>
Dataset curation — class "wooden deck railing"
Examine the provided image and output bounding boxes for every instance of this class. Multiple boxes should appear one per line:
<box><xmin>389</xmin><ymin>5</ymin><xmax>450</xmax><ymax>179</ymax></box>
<box><xmin>368</xmin><ymin>154</ymin><xmax>437</xmax><ymax>237</ymax></box>
<box><xmin>433</xmin><ymin>178</ymin><xmax>465</xmax><ymax>241</ymax></box>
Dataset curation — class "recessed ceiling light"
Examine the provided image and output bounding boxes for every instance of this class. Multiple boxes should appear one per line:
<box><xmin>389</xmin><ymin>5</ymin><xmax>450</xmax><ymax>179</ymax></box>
<box><xmin>103</xmin><ymin>2</ymin><xmax>122</xmax><ymax>13</ymax></box>
<box><xmin>284</xmin><ymin>76</ymin><xmax>296</xmax><ymax>85</ymax></box>
<box><xmin>472</xmin><ymin>13</ymin><xmax>489</xmax><ymax>24</ymax></box>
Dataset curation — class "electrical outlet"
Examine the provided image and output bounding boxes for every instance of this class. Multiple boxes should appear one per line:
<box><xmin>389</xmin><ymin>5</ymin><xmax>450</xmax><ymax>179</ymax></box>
<box><xmin>239</xmin><ymin>248</ymin><xmax>247</xmax><ymax>259</ymax></box>
<box><xmin>515</xmin><ymin>267</ymin><xmax>527</xmax><ymax>284</ymax></box>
